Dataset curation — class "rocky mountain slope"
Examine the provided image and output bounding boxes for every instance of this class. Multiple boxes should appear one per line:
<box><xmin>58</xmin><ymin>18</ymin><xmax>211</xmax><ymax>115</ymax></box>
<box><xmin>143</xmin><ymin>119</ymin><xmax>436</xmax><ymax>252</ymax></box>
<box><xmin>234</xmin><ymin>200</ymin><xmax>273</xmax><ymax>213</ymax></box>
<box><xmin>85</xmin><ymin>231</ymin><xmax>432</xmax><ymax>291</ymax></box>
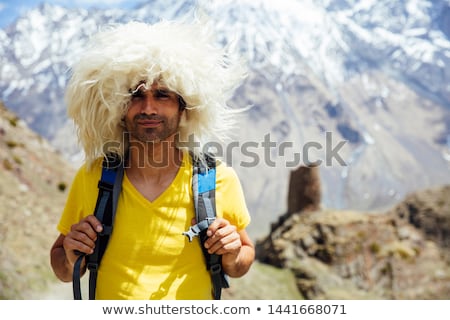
<box><xmin>256</xmin><ymin>166</ymin><xmax>450</xmax><ymax>299</ymax></box>
<box><xmin>0</xmin><ymin>102</ymin><xmax>75</xmax><ymax>299</ymax></box>
<box><xmin>0</xmin><ymin>0</ymin><xmax>449</xmax><ymax>239</ymax></box>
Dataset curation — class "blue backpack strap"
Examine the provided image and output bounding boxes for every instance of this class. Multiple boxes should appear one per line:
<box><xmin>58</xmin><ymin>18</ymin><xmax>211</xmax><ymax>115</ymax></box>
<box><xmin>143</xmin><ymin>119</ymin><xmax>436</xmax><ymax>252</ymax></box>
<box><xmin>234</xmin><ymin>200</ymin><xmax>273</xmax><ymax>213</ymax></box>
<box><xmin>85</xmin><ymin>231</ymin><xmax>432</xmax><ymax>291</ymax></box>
<box><xmin>72</xmin><ymin>153</ymin><xmax>124</xmax><ymax>300</ymax></box>
<box><xmin>189</xmin><ymin>152</ymin><xmax>229</xmax><ymax>299</ymax></box>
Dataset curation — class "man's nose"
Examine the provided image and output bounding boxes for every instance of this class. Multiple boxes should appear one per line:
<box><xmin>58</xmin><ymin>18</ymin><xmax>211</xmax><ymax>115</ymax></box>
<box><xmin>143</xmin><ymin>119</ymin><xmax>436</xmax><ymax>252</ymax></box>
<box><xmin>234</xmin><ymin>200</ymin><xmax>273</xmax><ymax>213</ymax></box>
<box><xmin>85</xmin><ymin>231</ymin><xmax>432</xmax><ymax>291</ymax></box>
<box><xmin>140</xmin><ymin>96</ymin><xmax>158</xmax><ymax>114</ymax></box>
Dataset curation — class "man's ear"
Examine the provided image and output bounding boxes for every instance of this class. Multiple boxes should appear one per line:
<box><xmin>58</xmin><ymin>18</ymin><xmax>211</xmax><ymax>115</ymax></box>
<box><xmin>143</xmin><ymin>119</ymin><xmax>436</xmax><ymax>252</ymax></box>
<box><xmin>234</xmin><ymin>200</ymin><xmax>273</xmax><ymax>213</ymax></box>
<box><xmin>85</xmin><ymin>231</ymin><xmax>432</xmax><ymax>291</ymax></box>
<box><xmin>179</xmin><ymin>108</ymin><xmax>188</xmax><ymax>128</ymax></box>
<box><xmin>178</xmin><ymin>96</ymin><xmax>187</xmax><ymax>111</ymax></box>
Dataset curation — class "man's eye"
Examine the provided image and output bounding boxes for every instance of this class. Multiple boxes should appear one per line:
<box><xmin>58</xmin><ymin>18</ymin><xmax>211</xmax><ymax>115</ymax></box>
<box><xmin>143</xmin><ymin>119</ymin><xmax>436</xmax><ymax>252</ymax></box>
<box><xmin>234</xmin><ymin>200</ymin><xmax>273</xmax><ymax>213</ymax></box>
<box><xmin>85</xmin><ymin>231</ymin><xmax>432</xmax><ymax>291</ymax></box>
<box><xmin>131</xmin><ymin>90</ymin><xmax>145</xmax><ymax>99</ymax></box>
<box><xmin>155</xmin><ymin>90</ymin><xmax>170</xmax><ymax>99</ymax></box>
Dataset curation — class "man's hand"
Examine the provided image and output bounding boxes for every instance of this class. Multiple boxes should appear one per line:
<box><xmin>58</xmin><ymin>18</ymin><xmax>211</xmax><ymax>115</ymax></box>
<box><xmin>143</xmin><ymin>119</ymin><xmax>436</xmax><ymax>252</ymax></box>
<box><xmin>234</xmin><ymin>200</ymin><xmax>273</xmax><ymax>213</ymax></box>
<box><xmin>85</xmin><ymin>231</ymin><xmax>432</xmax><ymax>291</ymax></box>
<box><xmin>204</xmin><ymin>218</ymin><xmax>241</xmax><ymax>256</ymax></box>
<box><xmin>203</xmin><ymin>218</ymin><xmax>255</xmax><ymax>277</ymax></box>
<box><xmin>63</xmin><ymin>215</ymin><xmax>103</xmax><ymax>267</ymax></box>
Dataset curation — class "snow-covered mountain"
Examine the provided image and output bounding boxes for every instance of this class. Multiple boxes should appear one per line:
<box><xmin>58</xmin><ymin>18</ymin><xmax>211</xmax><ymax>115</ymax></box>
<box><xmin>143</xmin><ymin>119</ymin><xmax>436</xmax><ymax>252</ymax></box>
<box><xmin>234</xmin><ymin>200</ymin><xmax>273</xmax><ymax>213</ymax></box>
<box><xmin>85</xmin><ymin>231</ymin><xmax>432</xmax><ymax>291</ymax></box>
<box><xmin>1</xmin><ymin>0</ymin><xmax>449</xmax><ymax>238</ymax></box>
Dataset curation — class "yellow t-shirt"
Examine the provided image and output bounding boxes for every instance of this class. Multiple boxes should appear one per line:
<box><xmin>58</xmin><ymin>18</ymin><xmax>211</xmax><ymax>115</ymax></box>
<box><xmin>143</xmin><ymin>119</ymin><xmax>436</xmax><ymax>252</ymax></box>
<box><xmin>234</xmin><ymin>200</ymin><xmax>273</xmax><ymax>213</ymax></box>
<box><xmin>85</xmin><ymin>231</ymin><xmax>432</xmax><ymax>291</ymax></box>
<box><xmin>57</xmin><ymin>152</ymin><xmax>250</xmax><ymax>300</ymax></box>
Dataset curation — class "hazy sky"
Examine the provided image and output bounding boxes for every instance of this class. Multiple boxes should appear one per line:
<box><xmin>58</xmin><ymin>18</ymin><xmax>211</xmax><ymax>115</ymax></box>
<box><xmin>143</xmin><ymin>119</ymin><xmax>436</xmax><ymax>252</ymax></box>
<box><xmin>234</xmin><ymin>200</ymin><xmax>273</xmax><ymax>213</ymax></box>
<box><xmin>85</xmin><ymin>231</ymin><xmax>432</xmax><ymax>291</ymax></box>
<box><xmin>0</xmin><ymin>0</ymin><xmax>144</xmax><ymax>28</ymax></box>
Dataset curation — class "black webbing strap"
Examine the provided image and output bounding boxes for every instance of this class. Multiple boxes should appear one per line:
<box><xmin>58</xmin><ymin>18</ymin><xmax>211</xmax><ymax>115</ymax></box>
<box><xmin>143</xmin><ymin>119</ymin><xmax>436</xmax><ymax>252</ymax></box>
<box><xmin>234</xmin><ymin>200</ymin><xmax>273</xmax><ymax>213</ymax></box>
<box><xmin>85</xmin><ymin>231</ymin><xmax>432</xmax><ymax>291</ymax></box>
<box><xmin>72</xmin><ymin>154</ymin><xmax>123</xmax><ymax>300</ymax></box>
<box><xmin>72</xmin><ymin>253</ymin><xmax>84</xmax><ymax>300</ymax></box>
<box><xmin>193</xmin><ymin>154</ymin><xmax>229</xmax><ymax>300</ymax></box>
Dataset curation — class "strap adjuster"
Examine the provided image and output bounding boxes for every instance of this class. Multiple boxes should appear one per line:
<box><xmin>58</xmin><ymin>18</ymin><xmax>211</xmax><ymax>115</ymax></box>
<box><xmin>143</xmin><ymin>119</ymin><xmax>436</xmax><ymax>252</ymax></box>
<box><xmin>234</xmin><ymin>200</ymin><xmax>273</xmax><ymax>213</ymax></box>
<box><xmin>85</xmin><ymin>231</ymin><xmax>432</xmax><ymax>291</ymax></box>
<box><xmin>87</xmin><ymin>262</ymin><xmax>99</xmax><ymax>272</ymax></box>
<box><xmin>210</xmin><ymin>263</ymin><xmax>222</xmax><ymax>275</ymax></box>
<box><xmin>97</xmin><ymin>180</ymin><xmax>114</xmax><ymax>192</ymax></box>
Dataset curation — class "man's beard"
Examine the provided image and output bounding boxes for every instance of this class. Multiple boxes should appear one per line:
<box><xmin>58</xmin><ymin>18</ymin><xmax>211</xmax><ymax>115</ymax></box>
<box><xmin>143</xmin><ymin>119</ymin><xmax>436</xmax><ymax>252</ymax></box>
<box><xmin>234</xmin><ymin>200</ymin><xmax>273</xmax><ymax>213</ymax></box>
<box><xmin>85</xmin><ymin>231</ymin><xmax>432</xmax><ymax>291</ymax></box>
<box><xmin>125</xmin><ymin>113</ymin><xmax>181</xmax><ymax>144</ymax></box>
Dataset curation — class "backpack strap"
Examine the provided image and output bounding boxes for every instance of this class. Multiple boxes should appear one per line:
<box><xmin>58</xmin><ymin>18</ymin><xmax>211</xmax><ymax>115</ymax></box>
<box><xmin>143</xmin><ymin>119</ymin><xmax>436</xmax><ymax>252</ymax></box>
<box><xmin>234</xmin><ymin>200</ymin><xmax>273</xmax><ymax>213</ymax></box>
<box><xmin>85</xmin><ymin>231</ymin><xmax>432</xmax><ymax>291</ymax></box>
<box><xmin>191</xmin><ymin>153</ymin><xmax>229</xmax><ymax>300</ymax></box>
<box><xmin>72</xmin><ymin>154</ymin><xmax>124</xmax><ymax>300</ymax></box>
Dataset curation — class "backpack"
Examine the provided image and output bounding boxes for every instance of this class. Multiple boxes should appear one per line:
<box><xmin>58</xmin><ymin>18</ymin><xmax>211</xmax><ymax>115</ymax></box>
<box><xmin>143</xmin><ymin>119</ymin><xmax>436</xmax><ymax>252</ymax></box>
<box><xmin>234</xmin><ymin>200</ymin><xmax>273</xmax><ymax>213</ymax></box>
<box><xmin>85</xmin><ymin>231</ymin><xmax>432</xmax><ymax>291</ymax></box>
<box><xmin>72</xmin><ymin>152</ymin><xmax>229</xmax><ymax>300</ymax></box>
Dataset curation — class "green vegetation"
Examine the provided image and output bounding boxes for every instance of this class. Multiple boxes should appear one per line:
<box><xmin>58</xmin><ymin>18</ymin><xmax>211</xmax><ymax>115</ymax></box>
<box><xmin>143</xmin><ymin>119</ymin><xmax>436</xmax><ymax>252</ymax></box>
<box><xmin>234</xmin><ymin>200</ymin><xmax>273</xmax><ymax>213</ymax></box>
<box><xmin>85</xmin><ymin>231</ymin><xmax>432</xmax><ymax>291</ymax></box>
<box><xmin>3</xmin><ymin>159</ymin><xmax>13</xmax><ymax>170</ymax></box>
<box><xmin>13</xmin><ymin>155</ymin><xmax>23</xmax><ymax>165</ymax></box>
<box><xmin>57</xmin><ymin>182</ymin><xmax>67</xmax><ymax>192</ymax></box>
<box><xmin>370</xmin><ymin>242</ymin><xmax>381</xmax><ymax>254</ymax></box>
<box><xmin>8</xmin><ymin>116</ymin><xmax>19</xmax><ymax>127</ymax></box>
<box><xmin>6</xmin><ymin>140</ymin><xmax>18</xmax><ymax>148</ymax></box>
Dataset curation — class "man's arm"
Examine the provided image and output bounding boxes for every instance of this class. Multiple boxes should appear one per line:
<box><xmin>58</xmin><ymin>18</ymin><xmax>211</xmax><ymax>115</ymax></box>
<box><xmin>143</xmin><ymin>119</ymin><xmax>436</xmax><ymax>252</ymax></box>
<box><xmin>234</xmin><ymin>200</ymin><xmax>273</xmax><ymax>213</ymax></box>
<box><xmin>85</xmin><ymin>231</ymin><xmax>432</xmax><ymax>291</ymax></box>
<box><xmin>50</xmin><ymin>234</ymin><xmax>80</xmax><ymax>282</ymax></box>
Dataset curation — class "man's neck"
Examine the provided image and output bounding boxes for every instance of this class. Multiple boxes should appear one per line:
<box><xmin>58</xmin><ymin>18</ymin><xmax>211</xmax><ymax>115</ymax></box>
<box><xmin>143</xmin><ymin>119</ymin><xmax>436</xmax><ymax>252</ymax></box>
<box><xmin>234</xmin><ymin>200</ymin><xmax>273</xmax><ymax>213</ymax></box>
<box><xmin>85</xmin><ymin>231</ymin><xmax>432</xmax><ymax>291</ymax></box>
<box><xmin>126</xmin><ymin>140</ymin><xmax>183</xmax><ymax>179</ymax></box>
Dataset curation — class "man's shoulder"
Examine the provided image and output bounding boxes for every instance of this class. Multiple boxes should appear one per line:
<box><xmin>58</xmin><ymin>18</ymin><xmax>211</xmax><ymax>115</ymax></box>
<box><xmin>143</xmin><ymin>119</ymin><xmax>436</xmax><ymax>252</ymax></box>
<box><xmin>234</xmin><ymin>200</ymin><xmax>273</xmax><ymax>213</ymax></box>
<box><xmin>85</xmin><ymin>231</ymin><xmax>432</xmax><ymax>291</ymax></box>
<box><xmin>73</xmin><ymin>158</ymin><xmax>103</xmax><ymax>184</ymax></box>
<box><xmin>214</xmin><ymin>158</ymin><xmax>241</xmax><ymax>183</ymax></box>
<box><xmin>187</xmin><ymin>152</ymin><xmax>238</xmax><ymax>183</ymax></box>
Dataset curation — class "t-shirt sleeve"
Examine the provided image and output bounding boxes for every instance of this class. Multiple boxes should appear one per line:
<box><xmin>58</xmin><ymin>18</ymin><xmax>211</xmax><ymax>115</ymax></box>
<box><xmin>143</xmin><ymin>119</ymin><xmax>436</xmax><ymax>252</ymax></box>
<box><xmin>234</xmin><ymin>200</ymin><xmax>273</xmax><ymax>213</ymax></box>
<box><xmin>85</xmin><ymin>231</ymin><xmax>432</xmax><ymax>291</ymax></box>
<box><xmin>57</xmin><ymin>162</ymin><xmax>100</xmax><ymax>235</ymax></box>
<box><xmin>215</xmin><ymin>162</ymin><xmax>251</xmax><ymax>231</ymax></box>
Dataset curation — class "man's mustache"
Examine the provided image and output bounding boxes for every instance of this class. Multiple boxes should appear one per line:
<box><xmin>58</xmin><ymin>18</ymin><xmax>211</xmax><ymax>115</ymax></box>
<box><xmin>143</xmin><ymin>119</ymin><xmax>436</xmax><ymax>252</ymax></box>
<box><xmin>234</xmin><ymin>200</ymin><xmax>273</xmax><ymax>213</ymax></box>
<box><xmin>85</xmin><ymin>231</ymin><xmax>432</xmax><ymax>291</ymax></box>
<box><xmin>133</xmin><ymin>114</ymin><xmax>165</xmax><ymax>122</ymax></box>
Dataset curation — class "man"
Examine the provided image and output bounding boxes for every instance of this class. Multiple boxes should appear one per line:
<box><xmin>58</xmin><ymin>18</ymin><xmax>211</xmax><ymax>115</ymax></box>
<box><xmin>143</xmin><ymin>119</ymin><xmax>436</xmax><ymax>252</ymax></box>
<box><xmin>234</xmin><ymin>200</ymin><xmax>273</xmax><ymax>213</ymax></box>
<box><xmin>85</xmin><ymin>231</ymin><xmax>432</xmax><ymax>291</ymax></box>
<box><xmin>50</xmin><ymin>20</ymin><xmax>254</xmax><ymax>299</ymax></box>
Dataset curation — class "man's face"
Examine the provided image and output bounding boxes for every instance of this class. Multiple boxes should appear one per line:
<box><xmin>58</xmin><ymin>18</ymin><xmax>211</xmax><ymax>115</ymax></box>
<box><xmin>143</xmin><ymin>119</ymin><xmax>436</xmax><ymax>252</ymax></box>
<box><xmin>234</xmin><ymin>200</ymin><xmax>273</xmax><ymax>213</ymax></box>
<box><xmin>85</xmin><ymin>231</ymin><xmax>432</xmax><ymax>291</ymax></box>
<box><xmin>124</xmin><ymin>81</ymin><xmax>183</xmax><ymax>145</ymax></box>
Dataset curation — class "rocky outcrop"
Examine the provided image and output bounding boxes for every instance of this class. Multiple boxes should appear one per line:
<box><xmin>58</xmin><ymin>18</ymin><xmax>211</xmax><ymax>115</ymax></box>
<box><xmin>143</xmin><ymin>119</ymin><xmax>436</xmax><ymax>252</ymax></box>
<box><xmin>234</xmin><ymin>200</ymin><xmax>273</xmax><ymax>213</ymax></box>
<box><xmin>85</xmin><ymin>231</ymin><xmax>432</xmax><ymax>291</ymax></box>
<box><xmin>270</xmin><ymin>165</ymin><xmax>322</xmax><ymax>234</ymax></box>
<box><xmin>392</xmin><ymin>185</ymin><xmax>450</xmax><ymax>254</ymax></box>
<box><xmin>256</xmin><ymin>165</ymin><xmax>450</xmax><ymax>299</ymax></box>
<box><xmin>287</xmin><ymin>165</ymin><xmax>321</xmax><ymax>214</ymax></box>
